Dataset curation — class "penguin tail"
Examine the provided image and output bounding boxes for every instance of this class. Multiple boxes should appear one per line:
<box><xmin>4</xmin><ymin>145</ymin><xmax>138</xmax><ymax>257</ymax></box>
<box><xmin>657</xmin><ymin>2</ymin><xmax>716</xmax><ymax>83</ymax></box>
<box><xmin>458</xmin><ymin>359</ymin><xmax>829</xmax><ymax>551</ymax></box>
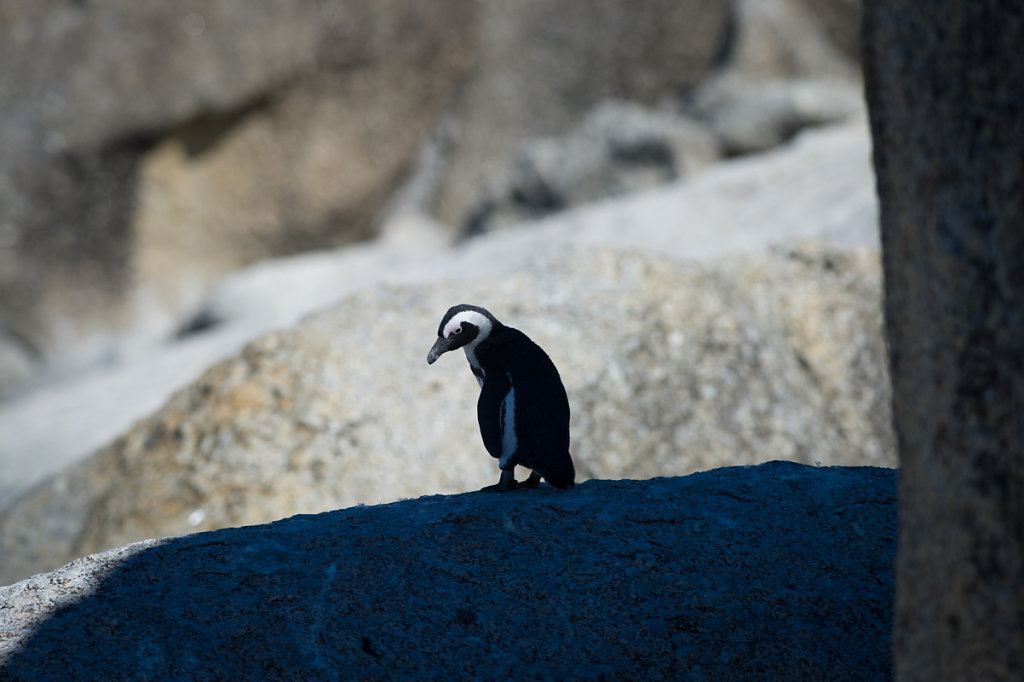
<box><xmin>542</xmin><ymin>453</ymin><xmax>576</xmax><ymax>490</ymax></box>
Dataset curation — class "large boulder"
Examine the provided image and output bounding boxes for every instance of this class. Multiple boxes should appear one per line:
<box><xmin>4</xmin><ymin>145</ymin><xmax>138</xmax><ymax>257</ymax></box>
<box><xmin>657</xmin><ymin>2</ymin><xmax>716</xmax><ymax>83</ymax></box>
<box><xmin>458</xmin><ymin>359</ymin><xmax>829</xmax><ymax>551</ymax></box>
<box><xmin>463</xmin><ymin>101</ymin><xmax>724</xmax><ymax>235</ymax></box>
<box><xmin>466</xmin><ymin>79</ymin><xmax>867</xmax><ymax>234</ymax></box>
<box><xmin>0</xmin><ymin>462</ymin><xmax>897</xmax><ymax>680</ymax></box>
<box><xmin>864</xmin><ymin>0</ymin><xmax>1024</xmax><ymax>678</ymax></box>
<box><xmin>429</xmin><ymin>0</ymin><xmax>734</xmax><ymax>230</ymax></box>
<box><xmin>432</xmin><ymin>0</ymin><xmax>865</xmax><ymax>233</ymax></box>
<box><xmin>0</xmin><ymin>241</ymin><xmax>893</xmax><ymax>585</ymax></box>
<box><xmin>0</xmin><ymin>0</ymin><xmax>476</xmax><ymax>396</ymax></box>
<box><xmin>0</xmin><ymin>0</ymin><xmax>867</xmax><ymax>398</ymax></box>
<box><xmin>0</xmin><ymin>117</ymin><xmax>880</xmax><ymax>512</ymax></box>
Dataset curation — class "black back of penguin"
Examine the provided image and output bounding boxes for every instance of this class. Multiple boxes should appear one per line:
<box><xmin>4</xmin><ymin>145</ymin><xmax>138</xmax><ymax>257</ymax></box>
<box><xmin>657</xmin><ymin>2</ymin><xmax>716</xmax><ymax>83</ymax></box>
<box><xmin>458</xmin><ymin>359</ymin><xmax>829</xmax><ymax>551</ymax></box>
<box><xmin>475</xmin><ymin>324</ymin><xmax>575</xmax><ymax>488</ymax></box>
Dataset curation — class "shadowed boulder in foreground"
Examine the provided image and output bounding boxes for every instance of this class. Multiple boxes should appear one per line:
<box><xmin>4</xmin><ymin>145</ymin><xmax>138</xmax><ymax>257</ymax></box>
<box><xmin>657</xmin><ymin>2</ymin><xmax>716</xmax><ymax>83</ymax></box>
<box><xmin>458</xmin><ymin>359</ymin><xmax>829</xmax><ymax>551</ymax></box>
<box><xmin>0</xmin><ymin>462</ymin><xmax>895</xmax><ymax>680</ymax></box>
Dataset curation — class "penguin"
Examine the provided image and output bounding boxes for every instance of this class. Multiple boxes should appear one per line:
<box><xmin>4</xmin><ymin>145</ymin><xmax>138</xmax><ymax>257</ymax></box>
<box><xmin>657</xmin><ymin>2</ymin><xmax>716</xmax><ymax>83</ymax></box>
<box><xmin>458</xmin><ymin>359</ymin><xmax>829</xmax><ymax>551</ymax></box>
<box><xmin>427</xmin><ymin>304</ymin><xmax>575</xmax><ymax>491</ymax></box>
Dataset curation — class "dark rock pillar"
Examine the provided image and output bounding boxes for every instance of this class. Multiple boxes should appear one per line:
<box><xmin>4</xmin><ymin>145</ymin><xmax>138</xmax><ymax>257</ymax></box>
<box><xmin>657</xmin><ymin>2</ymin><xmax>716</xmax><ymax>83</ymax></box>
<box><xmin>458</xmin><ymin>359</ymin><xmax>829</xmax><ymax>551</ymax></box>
<box><xmin>863</xmin><ymin>2</ymin><xmax>1024</xmax><ymax>680</ymax></box>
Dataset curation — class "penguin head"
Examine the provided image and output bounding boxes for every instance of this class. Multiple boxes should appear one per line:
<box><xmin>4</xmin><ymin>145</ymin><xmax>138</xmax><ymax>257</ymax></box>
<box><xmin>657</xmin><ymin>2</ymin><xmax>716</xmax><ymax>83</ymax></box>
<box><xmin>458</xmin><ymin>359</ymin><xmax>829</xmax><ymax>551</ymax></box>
<box><xmin>427</xmin><ymin>304</ymin><xmax>498</xmax><ymax>364</ymax></box>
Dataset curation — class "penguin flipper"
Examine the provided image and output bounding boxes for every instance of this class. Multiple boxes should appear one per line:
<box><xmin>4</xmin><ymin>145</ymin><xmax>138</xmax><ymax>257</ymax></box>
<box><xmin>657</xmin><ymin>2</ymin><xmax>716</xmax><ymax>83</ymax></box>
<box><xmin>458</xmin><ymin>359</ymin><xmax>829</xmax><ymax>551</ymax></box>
<box><xmin>476</xmin><ymin>373</ymin><xmax>511</xmax><ymax>460</ymax></box>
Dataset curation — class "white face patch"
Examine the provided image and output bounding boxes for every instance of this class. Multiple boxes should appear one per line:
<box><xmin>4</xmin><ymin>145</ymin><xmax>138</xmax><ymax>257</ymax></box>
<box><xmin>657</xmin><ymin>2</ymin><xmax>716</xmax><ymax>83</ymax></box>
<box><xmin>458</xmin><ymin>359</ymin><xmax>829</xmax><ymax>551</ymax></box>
<box><xmin>498</xmin><ymin>377</ymin><xmax>517</xmax><ymax>468</ymax></box>
<box><xmin>443</xmin><ymin>309</ymin><xmax>493</xmax><ymax>341</ymax></box>
<box><xmin>443</xmin><ymin>310</ymin><xmax>493</xmax><ymax>378</ymax></box>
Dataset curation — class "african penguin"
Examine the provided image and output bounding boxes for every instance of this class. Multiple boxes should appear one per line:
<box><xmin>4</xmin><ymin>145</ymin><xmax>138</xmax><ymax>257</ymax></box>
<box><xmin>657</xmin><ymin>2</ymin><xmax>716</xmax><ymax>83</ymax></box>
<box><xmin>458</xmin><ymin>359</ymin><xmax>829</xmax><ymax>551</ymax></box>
<box><xmin>427</xmin><ymin>304</ymin><xmax>575</xmax><ymax>491</ymax></box>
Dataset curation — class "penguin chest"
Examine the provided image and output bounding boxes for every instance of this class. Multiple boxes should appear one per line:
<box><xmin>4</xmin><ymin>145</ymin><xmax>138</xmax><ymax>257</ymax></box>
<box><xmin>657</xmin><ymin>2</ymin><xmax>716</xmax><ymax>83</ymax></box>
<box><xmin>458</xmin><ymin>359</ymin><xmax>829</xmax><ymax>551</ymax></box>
<box><xmin>497</xmin><ymin>378</ymin><xmax>518</xmax><ymax>469</ymax></box>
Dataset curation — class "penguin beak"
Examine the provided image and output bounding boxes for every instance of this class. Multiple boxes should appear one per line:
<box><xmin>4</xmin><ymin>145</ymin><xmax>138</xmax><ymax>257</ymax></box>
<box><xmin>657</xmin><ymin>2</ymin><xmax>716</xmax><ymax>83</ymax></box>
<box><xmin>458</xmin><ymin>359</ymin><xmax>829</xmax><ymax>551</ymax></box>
<box><xmin>427</xmin><ymin>336</ymin><xmax>452</xmax><ymax>364</ymax></box>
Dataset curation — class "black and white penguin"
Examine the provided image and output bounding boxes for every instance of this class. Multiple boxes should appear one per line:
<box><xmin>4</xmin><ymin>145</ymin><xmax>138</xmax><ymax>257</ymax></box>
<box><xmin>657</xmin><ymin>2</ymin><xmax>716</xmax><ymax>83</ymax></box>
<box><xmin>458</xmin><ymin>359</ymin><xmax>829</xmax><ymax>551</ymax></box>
<box><xmin>427</xmin><ymin>304</ymin><xmax>575</xmax><ymax>491</ymax></box>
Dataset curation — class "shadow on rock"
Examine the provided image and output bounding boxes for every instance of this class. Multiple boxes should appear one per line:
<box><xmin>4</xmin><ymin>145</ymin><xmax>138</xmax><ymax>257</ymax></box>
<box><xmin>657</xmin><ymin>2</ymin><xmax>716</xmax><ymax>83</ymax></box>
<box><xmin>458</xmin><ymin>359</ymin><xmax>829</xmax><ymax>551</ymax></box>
<box><xmin>0</xmin><ymin>462</ymin><xmax>896</xmax><ymax>680</ymax></box>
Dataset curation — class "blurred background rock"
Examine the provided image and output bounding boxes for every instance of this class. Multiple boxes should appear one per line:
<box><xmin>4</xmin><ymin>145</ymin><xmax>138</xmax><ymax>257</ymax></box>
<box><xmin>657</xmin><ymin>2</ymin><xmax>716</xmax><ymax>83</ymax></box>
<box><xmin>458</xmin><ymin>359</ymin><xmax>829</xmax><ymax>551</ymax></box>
<box><xmin>0</xmin><ymin>0</ymin><xmax>881</xmax><ymax>584</ymax></box>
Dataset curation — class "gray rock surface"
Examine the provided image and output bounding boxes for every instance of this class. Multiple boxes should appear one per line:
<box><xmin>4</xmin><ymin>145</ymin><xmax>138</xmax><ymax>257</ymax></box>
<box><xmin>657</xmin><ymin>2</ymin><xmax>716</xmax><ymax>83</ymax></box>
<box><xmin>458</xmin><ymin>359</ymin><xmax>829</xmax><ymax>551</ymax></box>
<box><xmin>430</xmin><ymin>0</ymin><xmax>734</xmax><ymax>229</ymax></box>
<box><xmin>0</xmin><ymin>118</ymin><xmax>880</xmax><ymax>515</ymax></box>
<box><xmin>685</xmin><ymin>76</ymin><xmax>865</xmax><ymax>156</ymax></box>
<box><xmin>0</xmin><ymin>462</ymin><xmax>897</xmax><ymax>680</ymax></box>
<box><xmin>725</xmin><ymin>0</ymin><xmax>860</xmax><ymax>81</ymax></box>
<box><xmin>433</xmin><ymin>0</ymin><xmax>865</xmax><ymax>234</ymax></box>
<box><xmin>0</xmin><ymin>0</ymin><xmax>475</xmax><ymax>396</ymax></box>
<box><xmin>0</xmin><ymin>0</ymin><xmax>866</xmax><ymax>399</ymax></box>
<box><xmin>0</xmin><ymin>241</ymin><xmax>893</xmax><ymax>585</ymax></box>
<box><xmin>465</xmin><ymin>100</ymin><xmax>723</xmax><ymax>234</ymax></box>
<box><xmin>468</xmin><ymin>79</ymin><xmax>867</xmax><ymax>233</ymax></box>
<box><xmin>672</xmin><ymin>0</ymin><xmax>863</xmax><ymax>161</ymax></box>
<box><xmin>791</xmin><ymin>0</ymin><xmax>862</xmax><ymax>60</ymax></box>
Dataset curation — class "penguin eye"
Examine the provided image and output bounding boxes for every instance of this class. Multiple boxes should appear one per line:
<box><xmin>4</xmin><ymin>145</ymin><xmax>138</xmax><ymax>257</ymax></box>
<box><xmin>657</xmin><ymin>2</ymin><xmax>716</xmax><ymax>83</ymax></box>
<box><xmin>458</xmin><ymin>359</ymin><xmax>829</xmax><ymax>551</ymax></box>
<box><xmin>451</xmin><ymin>326</ymin><xmax>462</xmax><ymax>335</ymax></box>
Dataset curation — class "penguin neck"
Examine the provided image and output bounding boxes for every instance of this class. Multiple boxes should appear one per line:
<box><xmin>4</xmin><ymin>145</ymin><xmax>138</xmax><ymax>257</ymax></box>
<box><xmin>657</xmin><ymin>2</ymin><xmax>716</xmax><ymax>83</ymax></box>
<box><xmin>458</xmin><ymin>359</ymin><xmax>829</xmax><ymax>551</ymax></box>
<box><xmin>463</xmin><ymin>344</ymin><xmax>485</xmax><ymax>387</ymax></box>
<box><xmin>462</xmin><ymin>325</ymin><xmax>498</xmax><ymax>388</ymax></box>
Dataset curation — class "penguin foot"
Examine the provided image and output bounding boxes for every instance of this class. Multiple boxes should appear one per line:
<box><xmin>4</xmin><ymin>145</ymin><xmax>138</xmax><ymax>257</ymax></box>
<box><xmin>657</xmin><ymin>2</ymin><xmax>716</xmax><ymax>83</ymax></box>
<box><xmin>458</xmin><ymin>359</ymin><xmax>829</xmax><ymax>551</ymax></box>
<box><xmin>481</xmin><ymin>469</ymin><xmax>518</xmax><ymax>492</ymax></box>
<box><xmin>480</xmin><ymin>480</ymin><xmax>517</xmax><ymax>492</ymax></box>
<box><xmin>520</xmin><ymin>471</ymin><xmax>542</xmax><ymax>489</ymax></box>
<box><xmin>481</xmin><ymin>471</ymin><xmax>543</xmax><ymax>492</ymax></box>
